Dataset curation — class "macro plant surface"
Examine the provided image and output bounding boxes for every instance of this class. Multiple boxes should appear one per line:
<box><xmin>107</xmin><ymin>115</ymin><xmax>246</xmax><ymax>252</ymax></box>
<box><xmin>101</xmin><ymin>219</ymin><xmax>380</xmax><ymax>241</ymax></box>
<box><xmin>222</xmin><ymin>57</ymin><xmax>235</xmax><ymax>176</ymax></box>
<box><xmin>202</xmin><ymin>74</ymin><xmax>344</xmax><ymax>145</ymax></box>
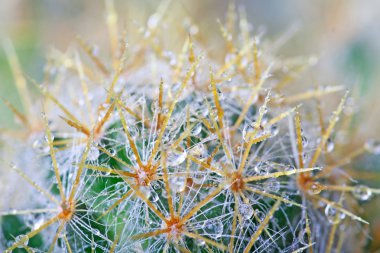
<box><xmin>1</xmin><ymin>1</ymin><xmax>380</xmax><ymax>253</ymax></box>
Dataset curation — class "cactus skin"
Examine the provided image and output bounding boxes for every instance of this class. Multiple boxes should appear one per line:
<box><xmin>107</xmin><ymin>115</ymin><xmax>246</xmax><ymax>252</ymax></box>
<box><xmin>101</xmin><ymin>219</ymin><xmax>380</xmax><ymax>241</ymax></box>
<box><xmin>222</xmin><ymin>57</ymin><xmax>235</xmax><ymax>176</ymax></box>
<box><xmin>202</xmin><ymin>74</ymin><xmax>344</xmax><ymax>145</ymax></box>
<box><xmin>1</xmin><ymin>2</ymin><xmax>380</xmax><ymax>253</ymax></box>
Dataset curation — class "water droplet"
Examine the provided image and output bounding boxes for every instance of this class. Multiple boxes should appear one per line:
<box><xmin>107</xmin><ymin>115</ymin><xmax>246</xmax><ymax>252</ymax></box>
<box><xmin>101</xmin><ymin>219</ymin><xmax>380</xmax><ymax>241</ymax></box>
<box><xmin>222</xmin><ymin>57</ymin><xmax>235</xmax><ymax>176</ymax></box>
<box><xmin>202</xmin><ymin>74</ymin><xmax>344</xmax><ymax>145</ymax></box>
<box><xmin>353</xmin><ymin>185</ymin><xmax>372</xmax><ymax>201</ymax></box>
<box><xmin>151</xmin><ymin>101</ymin><xmax>161</xmax><ymax>113</ymax></box>
<box><xmin>270</xmin><ymin>124</ymin><xmax>279</xmax><ymax>137</ymax></box>
<box><xmin>169</xmin><ymin>176</ymin><xmax>186</xmax><ymax>193</ymax></box>
<box><xmin>167</xmin><ymin>151</ymin><xmax>187</xmax><ymax>166</ymax></box>
<box><xmin>87</xmin><ymin>147</ymin><xmax>100</xmax><ymax>161</ymax></box>
<box><xmin>308</xmin><ymin>182</ymin><xmax>323</xmax><ymax>195</ymax></box>
<box><xmin>129</xmin><ymin>125</ymin><xmax>139</xmax><ymax>138</ymax></box>
<box><xmin>217</xmin><ymin>88</ymin><xmax>225</xmax><ymax>100</ymax></box>
<box><xmin>254</xmin><ymin>165</ymin><xmax>268</xmax><ymax>175</ymax></box>
<box><xmin>137</xmin><ymin>97</ymin><xmax>146</xmax><ymax>105</ymax></box>
<box><xmin>15</xmin><ymin>235</ymin><xmax>29</xmax><ymax>248</ymax></box>
<box><xmin>32</xmin><ymin>136</ymin><xmax>50</xmax><ymax>153</ymax></box>
<box><xmin>191</xmin><ymin>123</ymin><xmax>202</xmax><ymax>136</ymax></box>
<box><xmin>190</xmin><ymin>144</ymin><xmax>208</xmax><ymax>159</ymax></box>
<box><xmin>32</xmin><ymin>139</ymin><xmax>42</xmax><ymax>149</ymax></box>
<box><xmin>242</xmin><ymin>125</ymin><xmax>253</xmax><ymax>142</ymax></box>
<box><xmin>115</xmin><ymin>182</ymin><xmax>126</xmax><ymax>193</ymax></box>
<box><xmin>25</xmin><ymin>214</ymin><xmax>45</xmax><ymax>230</ymax></box>
<box><xmin>152</xmin><ymin>182</ymin><xmax>161</xmax><ymax>190</ymax></box>
<box><xmin>93</xmin><ymin>229</ymin><xmax>100</xmax><ymax>236</ymax></box>
<box><xmin>365</xmin><ymin>140</ymin><xmax>380</xmax><ymax>155</ymax></box>
<box><xmin>255</xmin><ymin>210</ymin><xmax>265</xmax><ymax>221</ymax></box>
<box><xmin>282</xmin><ymin>195</ymin><xmax>293</xmax><ymax>207</ymax></box>
<box><xmin>264</xmin><ymin>179</ymin><xmax>280</xmax><ymax>192</ymax></box>
<box><xmin>259</xmin><ymin>106</ymin><xmax>268</xmax><ymax>115</ymax></box>
<box><xmin>109</xmin><ymin>148</ymin><xmax>116</xmax><ymax>156</ymax></box>
<box><xmin>198</xmin><ymin>107</ymin><xmax>209</xmax><ymax>117</ymax></box>
<box><xmin>139</xmin><ymin>186</ymin><xmax>151</xmax><ymax>199</ymax></box>
<box><xmin>298</xmin><ymin>230</ymin><xmax>308</xmax><ymax>245</ymax></box>
<box><xmin>302</xmin><ymin>136</ymin><xmax>308</xmax><ymax>148</ymax></box>
<box><xmin>326</xmin><ymin>138</ymin><xmax>334</xmax><ymax>152</ymax></box>
<box><xmin>126</xmin><ymin>148</ymin><xmax>137</xmax><ymax>162</ymax></box>
<box><xmin>91</xmin><ymin>242</ymin><xmax>96</xmax><ymax>251</ymax></box>
<box><xmin>203</xmin><ymin>220</ymin><xmax>223</xmax><ymax>239</ymax></box>
<box><xmin>147</xmin><ymin>13</ymin><xmax>160</xmax><ymax>29</ymax></box>
<box><xmin>239</xmin><ymin>204</ymin><xmax>254</xmax><ymax>220</ymax></box>
<box><xmin>193</xmin><ymin>173</ymin><xmax>206</xmax><ymax>184</ymax></box>
<box><xmin>195</xmin><ymin>238</ymin><xmax>205</xmax><ymax>246</ymax></box>
<box><xmin>150</xmin><ymin>191</ymin><xmax>159</xmax><ymax>202</ymax></box>
<box><xmin>325</xmin><ymin>205</ymin><xmax>345</xmax><ymax>224</ymax></box>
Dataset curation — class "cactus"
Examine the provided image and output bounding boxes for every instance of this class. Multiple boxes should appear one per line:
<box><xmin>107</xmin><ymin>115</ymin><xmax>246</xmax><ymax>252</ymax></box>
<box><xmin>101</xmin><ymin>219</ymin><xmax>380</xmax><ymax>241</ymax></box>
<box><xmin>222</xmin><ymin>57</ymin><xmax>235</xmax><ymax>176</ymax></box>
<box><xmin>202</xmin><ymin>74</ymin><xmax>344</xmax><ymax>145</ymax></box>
<box><xmin>1</xmin><ymin>1</ymin><xmax>379</xmax><ymax>252</ymax></box>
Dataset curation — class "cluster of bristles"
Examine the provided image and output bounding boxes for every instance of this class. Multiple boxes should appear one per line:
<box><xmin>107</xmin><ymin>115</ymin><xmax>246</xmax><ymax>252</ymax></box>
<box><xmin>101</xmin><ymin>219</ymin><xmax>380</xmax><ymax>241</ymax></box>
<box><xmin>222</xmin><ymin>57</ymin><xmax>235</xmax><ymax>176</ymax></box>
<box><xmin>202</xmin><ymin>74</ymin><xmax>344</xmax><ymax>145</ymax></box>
<box><xmin>1</xmin><ymin>1</ymin><xmax>380</xmax><ymax>252</ymax></box>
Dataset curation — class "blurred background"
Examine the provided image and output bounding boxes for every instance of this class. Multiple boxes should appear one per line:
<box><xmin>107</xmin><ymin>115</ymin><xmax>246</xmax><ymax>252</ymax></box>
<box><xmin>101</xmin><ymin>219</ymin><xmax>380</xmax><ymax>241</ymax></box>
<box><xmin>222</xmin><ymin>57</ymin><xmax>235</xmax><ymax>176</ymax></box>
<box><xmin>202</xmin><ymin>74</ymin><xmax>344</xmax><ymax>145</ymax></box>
<box><xmin>1</xmin><ymin>0</ymin><xmax>380</xmax><ymax>250</ymax></box>
<box><xmin>1</xmin><ymin>0</ymin><xmax>380</xmax><ymax>132</ymax></box>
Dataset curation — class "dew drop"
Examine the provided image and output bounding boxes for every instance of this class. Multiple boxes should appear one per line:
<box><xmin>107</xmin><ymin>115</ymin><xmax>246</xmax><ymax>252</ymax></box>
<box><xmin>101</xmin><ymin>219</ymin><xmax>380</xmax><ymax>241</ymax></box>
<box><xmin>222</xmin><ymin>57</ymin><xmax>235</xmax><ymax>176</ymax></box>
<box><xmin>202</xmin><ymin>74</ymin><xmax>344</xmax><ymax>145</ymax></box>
<box><xmin>326</xmin><ymin>138</ymin><xmax>334</xmax><ymax>152</ymax></box>
<box><xmin>137</xmin><ymin>97</ymin><xmax>146</xmax><ymax>105</ymax></box>
<box><xmin>239</xmin><ymin>203</ymin><xmax>254</xmax><ymax>220</ymax></box>
<box><xmin>298</xmin><ymin>230</ymin><xmax>308</xmax><ymax>245</ymax></box>
<box><xmin>270</xmin><ymin>124</ymin><xmax>279</xmax><ymax>137</ymax></box>
<box><xmin>217</xmin><ymin>88</ymin><xmax>225</xmax><ymax>100</ymax></box>
<box><xmin>126</xmin><ymin>148</ymin><xmax>137</xmax><ymax>162</ymax></box>
<box><xmin>32</xmin><ymin>139</ymin><xmax>42</xmax><ymax>149</ymax></box>
<box><xmin>87</xmin><ymin>147</ymin><xmax>100</xmax><ymax>161</ymax></box>
<box><xmin>302</xmin><ymin>135</ymin><xmax>308</xmax><ymax>148</ymax></box>
<box><xmin>255</xmin><ymin>210</ymin><xmax>265</xmax><ymax>221</ymax></box>
<box><xmin>171</xmin><ymin>83</ymin><xmax>181</xmax><ymax>93</ymax></box>
<box><xmin>308</xmin><ymin>182</ymin><xmax>323</xmax><ymax>195</ymax></box>
<box><xmin>203</xmin><ymin>220</ymin><xmax>223</xmax><ymax>239</ymax></box>
<box><xmin>198</xmin><ymin>107</ymin><xmax>209</xmax><ymax>117</ymax></box>
<box><xmin>91</xmin><ymin>242</ymin><xmax>96</xmax><ymax>251</ymax></box>
<box><xmin>93</xmin><ymin>229</ymin><xmax>100</xmax><ymax>236</ymax></box>
<box><xmin>169</xmin><ymin>176</ymin><xmax>186</xmax><ymax>193</ymax></box>
<box><xmin>152</xmin><ymin>182</ymin><xmax>161</xmax><ymax>190</ymax></box>
<box><xmin>151</xmin><ymin>101</ymin><xmax>161</xmax><ymax>113</ymax></box>
<box><xmin>147</xmin><ymin>13</ymin><xmax>160</xmax><ymax>29</ymax></box>
<box><xmin>190</xmin><ymin>144</ymin><xmax>208</xmax><ymax>159</ymax></box>
<box><xmin>365</xmin><ymin>140</ymin><xmax>380</xmax><ymax>155</ymax></box>
<box><xmin>254</xmin><ymin>165</ymin><xmax>268</xmax><ymax>175</ymax></box>
<box><xmin>150</xmin><ymin>191</ymin><xmax>159</xmax><ymax>202</ymax></box>
<box><xmin>283</xmin><ymin>195</ymin><xmax>293</xmax><ymax>207</ymax></box>
<box><xmin>324</xmin><ymin>205</ymin><xmax>345</xmax><ymax>224</ymax></box>
<box><xmin>353</xmin><ymin>185</ymin><xmax>372</xmax><ymax>201</ymax></box>
<box><xmin>32</xmin><ymin>137</ymin><xmax>49</xmax><ymax>153</ymax></box>
<box><xmin>15</xmin><ymin>235</ymin><xmax>29</xmax><ymax>248</ymax></box>
<box><xmin>224</xmin><ymin>53</ymin><xmax>235</xmax><ymax>63</ymax></box>
<box><xmin>191</xmin><ymin>123</ymin><xmax>202</xmax><ymax>136</ymax></box>
<box><xmin>139</xmin><ymin>186</ymin><xmax>151</xmax><ymax>199</ymax></box>
<box><xmin>109</xmin><ymin>148</ymin><xmax>116</xmax><ymax>156</ymax></box>
<box><xmin>259</xmin><ymin>106</ymin><xmax>268</xmax><ymax>115</ymax></box>
<box><xmin>195</xmin><ymin>238</ymin><xmax>205</xmax><ymax>246</ymax></box>
<box><xmin>32</xmin><ymin>216</ymin><xmax>45</xmax><ymax>230</ymax></box>
<box><xmin>242</xmin><ymin>125</ymin><xmax>253</xmax><ymax>142</ymax></box>
<box><xmin>167</xmin><ymin>150</ymin><xmax>187</xmax><ymax>166</ymax></box>
<box><xmin>129</xmin><ymin>126</ymin><xmax>139</xmax><ymax>138</ymax></box>
<box><xmin>264</xmin><ymin>179</ymin><xmax>280</xmax><ymax>192</ymax></box>
<box><xmin>192</xmin><ymin>173</ymin><xmax>206</xmax><ymax>184</ymax></box>
<box><xmin>115</xmin><ymin>182</ymin><xmax>126</xmax><ymax>193</ymax></box>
